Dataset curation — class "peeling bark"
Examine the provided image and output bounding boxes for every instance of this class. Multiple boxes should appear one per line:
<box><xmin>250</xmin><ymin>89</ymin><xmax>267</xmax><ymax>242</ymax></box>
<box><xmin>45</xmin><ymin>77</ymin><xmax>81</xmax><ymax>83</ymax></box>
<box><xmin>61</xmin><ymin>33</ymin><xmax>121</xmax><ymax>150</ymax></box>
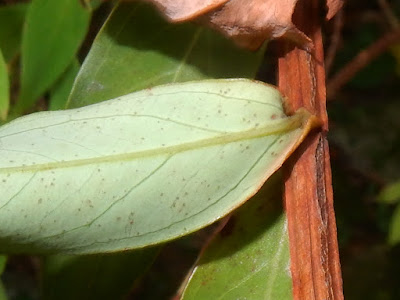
<box><xmin>277</xmin><ymin>0</ymin><xmax>344</xmax><ymax>299</ymax></box>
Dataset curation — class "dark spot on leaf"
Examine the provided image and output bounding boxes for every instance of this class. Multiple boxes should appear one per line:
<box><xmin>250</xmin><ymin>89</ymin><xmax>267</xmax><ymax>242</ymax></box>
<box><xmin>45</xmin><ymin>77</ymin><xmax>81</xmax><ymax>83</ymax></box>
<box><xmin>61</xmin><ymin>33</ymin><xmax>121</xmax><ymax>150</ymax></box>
<box><xmin>271</xmin><ymin>114</ymin><xmax>277</xmax><ymax>120</ymax></box>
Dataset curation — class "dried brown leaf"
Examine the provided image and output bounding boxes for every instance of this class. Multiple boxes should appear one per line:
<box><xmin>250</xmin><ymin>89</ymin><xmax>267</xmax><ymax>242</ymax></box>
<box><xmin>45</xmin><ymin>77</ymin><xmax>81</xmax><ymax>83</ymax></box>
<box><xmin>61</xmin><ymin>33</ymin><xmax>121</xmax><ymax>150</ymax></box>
<box><xmin>142</xmin><ymin>0</ymin><xmax>343</xmax><ymax>50</ymax></box>
<box><xmin>200</xmin><ymin>0</ymin><xmax>311</xmax><ymax>50</ymax></box>
<box><xmin>143</xmin><ymin>0</ymin><xmax>229</xmax><ymax>21</ymax></box>
<box><xmin>326</xmin><ymin>0</ymin><xmax>344</xmax><ymax>20</ymax></box>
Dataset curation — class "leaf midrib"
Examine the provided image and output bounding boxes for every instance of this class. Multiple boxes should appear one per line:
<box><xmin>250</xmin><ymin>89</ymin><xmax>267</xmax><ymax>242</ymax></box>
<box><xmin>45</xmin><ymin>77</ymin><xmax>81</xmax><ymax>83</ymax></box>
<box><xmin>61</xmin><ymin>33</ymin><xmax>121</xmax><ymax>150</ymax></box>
<box><xmin>1</xmin><ymin>111</ymin><xmax>310</xmax><ymax>174</ymax></box>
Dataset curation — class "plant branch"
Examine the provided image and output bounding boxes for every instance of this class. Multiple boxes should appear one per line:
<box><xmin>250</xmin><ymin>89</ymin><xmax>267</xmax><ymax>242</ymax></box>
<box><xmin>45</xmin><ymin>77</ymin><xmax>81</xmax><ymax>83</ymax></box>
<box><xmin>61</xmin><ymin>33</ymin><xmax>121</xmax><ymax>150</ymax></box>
<box><xmin>378</xmin><ymin>0</ymin><xmax>399</xmax><ymax>29</ymax></box>
<box><xmin>277</xmin><ymin>0</ymin><xmax>343</xmax><ymax>299</ymax></box>
<box><xmin>327</xmin><ymin>27</ymin><xmax>400</xmax><ymax>100</ymax></box>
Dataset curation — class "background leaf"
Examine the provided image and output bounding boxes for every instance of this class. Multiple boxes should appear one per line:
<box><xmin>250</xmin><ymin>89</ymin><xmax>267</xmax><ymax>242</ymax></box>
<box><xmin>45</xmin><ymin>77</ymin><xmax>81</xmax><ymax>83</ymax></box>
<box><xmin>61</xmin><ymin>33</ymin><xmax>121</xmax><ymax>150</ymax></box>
<box><xmin>389</xmin><ymin>204</ymin><xmax>400</xmax><ymax>245</ymax></box>
<box><xmin>67</xmin><ymin>1</ymin><xmax>263</xmax><ymax>108</ymax></box>
<box><xmin>0</xmin><ymin>3</ymin><xmax>28</xmax><ymax>62</ymax></box>
<box><xmin>49</xmin><ymin>59</ymin><xmax>80</xmax><ymax>111</ymax></box>
<box><xmin>41</xmin><ymin>248</ymin><xmax>159</xmax><ymax>300</ymax></box>
<box><xmin>0</xmin><ymin>50</ymin><xmax>9</xmax><ymax>120</ymax></box>
<box><xmin>181</xmin><ymin>173</ymin><xmax>291</xmax><ymax>300</ymax></box>
<box><xmin>378</xmin><ymin>180</ymin><xmax>400</xmax><ymax>204</ymax></box>
<box><xmin>17</xmin><ymin>0</ymin><xmax>90</xmax><ymax>113</ymax></box>
<box><xmin>0</xmin><ymin>256</ymin><xmax>7</xmax><ymax>300</ymax></box>
<box><xmin>0</xmin><ymin>79</ymin><xmax>314</xmax><ymax>254</ymax></box>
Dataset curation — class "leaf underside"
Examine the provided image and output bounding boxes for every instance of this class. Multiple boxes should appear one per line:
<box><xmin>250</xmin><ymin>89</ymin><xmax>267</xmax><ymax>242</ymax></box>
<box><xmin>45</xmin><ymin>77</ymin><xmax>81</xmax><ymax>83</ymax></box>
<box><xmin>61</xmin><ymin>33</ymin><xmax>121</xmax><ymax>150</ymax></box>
<box><xmin>0</xmin><ymin>79</ymin><xmax>314</xmax><ymax>254</ymax></box>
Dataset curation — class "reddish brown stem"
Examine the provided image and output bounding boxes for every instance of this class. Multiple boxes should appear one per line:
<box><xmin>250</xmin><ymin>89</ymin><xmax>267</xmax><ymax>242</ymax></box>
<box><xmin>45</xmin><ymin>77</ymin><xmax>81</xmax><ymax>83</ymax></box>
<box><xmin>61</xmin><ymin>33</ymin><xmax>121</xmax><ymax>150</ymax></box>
<box><xmin>327</xmin><ymin>28</ymin><xmax>400</xmax><ymax>99</ymax></box>
<box><xmin>277</xmin><ymin>0</ymin><xmax>343</xmax><ymax>299</ymax></box>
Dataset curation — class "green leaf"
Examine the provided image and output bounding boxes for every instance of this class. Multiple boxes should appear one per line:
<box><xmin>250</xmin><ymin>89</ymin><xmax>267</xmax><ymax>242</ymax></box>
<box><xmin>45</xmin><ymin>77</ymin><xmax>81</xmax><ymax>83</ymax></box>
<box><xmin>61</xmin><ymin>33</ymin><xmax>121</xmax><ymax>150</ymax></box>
<box><xmin>0</xmin><ymin>256</ymin><xmax>7</xmax><ymax>300</ymax></box>
<box><xmin>0</xmin><ymin>50</ymin><xmax>9</xmax><ymax>120</ymax></box>
<box><xmin>17</xmin><ymin>0</ymin><xmax>90</xmax><ymax>113</ymax></box>
<box><xmin>0</xmin><ymin>3</ymin><xmax>28</xmax><ymax>62</ymax></box>
<box><xmin>0</xmin><ymin>256</ymin><xmax>6</xmax><ymax>274</ymax></box>
<box><xmin>378</xmin><ymin>180</ymin><xmax>400</xmax><ymax>204</ymax></box>
<box><xmin>42</xmin><ymin>248</ymin><xmax>159</xmax><ymax>300</ymax></box>
<box><xmin>49</xmin><ymin>59</ymin><xmax>80</xmax><ymax>111</ymax></box>
<box><xmin>67</xmin><ymin>1</ymin><xmax>263</xmax><ymax>108</ymax></box>
<box><xmin>0</xmin><ymin>282</ymin><xmax>6</xmax><ymax>300</ymax></box>
<box><xmin>0</xmin><ymin>79</ymin><xmax>315</xmax><ymax>254</ymax></box>
<box><xmin>389</xmin><ymin>204</ymin><xmax>400</xmax><ymax>245</ymax></box>
<box><xmin>181</xmin><ymin>173</ymin><xmax>292</xmax><ymax>300</ymax></box>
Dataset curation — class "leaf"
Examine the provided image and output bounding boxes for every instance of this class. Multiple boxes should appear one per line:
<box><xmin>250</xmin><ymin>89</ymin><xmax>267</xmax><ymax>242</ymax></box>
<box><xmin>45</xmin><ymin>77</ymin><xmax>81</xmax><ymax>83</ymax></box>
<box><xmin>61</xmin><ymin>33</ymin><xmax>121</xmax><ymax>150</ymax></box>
<box><xmin>0</xmin><ymin>282</ymin><xmax>6</xmax><ymax>300</ymax></box>
<box><xmin>17</xmin><ymin>0</ymin><xmax>90</xmax><ymax>113</ymax></box>
<box><xmin>0</xmin><ymin>79</ymin><xmax>316</xmax><ymax>254</ymax></box>
<box><xmin>326</xmin><ymin>0</ymin><xmax>344</xmax><ymax>20</ymax></box>
<box><xmin>0</xmin><ymin>256</ymin><xmax>6</xmax><ymax>275</ymax></box>
<box><xmin>58</xmin><ymin>1</ymin><xmax>260</xmax><ymax>293</ymax></box>
<box><xmin>200</xmin><ymin>0</ymin><xmax>311</xmax><ymax>50</ymax></box>
<box><xmin>145</xmin><ymin>0</ymin><xmax>311</xmax><ymax>50</ymax></box>
<box><xmin>0</xmin><ymin>50</ymin><xmax>9</xmax><ymax>121</ymax></box>
<box><xmin>378</xmin><ymin>180</ymin><xmax>400</xmax><ymax>204</ymax></box>
<box><xmin>0</xmin><ymin>256</ymin><xmax>7</xmax><ymax>300</ymax></box>
<box><xmin>67</xmin><ymin>1</ymin><xmax>263</xmax><ymax>108</ymax></box>
<box><xmin>41</xmin><ymin>248</ymin><xmax>159</xmax><ymax>300</ymax></box>
<box><xmin>181</xmin><ymin>173</ymin><xmax>292</xmax><ymax>300</ymax></box>
<box><xmin>49</xmin><ymin>59</ymin><xmax>80</xmax><ymax>111</ymax></box>
<box><xmin>389</xmin><ymin>204</ymin><xmax>400</xmax><ymax>245</ymax></box>
<box><xmin>146</xmin><ymin>0</ymin><xmax>228</xmax><ymax>21</ymax></box>
<box><xmin>0</xmin><ymin>3</ymin><xmax>28</xmax><ymax>62</ymax></box>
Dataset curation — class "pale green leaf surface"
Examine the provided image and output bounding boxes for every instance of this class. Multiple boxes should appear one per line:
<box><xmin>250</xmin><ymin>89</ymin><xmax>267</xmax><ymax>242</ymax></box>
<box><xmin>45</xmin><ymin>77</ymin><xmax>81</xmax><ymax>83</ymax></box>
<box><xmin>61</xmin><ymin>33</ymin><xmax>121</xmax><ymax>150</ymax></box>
<box><xmin>0</xmin><ymin>50</ymin><xmax>9</xmax><ymax>120</ymax></box>
<box><xmin>17</xmin><ymin>0</ymin><xmax>90</xmax><ymax>112</ymax></box>
<box><xmin>49</xmin><ymin>59</ymin><xmax>80</xmax><ymax>111</ymax></box>
<box><xmin>0</xmin><ymin>3</ymin><xmax>28</xmax><ymax>62</ymax></box>
<box><xmin>181</xmin><ymin>173</ymin><xmax>291</xmax><ymax>300</ymax></box>
<box><xmin>0</xmin><ymin>79</ymin><xmax>314</xmax><ymax>254</ymax></box>
<box><xmin>67</xmin><ymin>2</ymin><xmax>263</xmax><ymax>108</ymax></box>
